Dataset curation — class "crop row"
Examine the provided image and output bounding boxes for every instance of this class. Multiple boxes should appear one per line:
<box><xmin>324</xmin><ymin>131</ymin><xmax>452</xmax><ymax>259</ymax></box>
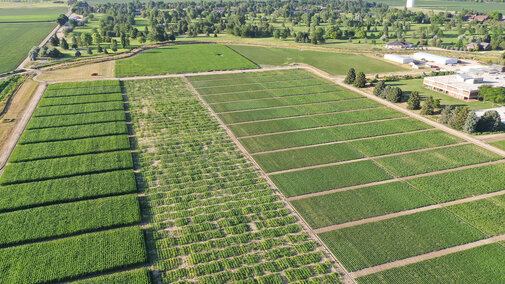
<box><xmin>38</xmin><ymin>93</ymin><xmax>124</xmax><ymax>107</ymax></box>
<box><xmin>26</xmin><ymin>110</ymin><xmax>126</xmax><ymax>130</ymax></box>
<box><xmin>34</xmin><ymin>101</ymin><xmax>125</xmax><ymax>117</ymax></box>
<box><xmin>198</xmin><ymin>78</ymin><xmax>328</xmax><ymax>95</ymax></box>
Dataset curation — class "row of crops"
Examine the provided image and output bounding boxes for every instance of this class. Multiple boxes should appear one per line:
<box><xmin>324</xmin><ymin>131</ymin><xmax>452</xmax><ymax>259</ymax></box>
<box><xmin>0</xmin><ymin>80</ymin><xmax>150</xmax><ymax>283</ymax></box>
<box><xmin>190</xmin><ymin>69</ymin><xmax>505</xmax><ymax>282</ymax></box>
<box><xmin>123</xmin><ymin>77</ymin><xmax>342</xmax><ymax>283</ymax></box>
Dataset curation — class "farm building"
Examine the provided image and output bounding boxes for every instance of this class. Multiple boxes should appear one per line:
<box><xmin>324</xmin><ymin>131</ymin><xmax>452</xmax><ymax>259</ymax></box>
<box><xmin>474</xmin><ymin>107</ymin><xmax>505</xmax><ymax>123</ymax></box>
<box><xmin>413</xmin><ymin>52</ymin><xmax>458</xmax><ymax>65</ymax></box>
<box><xmin>424</xmin><ymin>69</ymin><xmax>505</xmax><ymax>100</ymax></box>
<box><xmin>466</xmin><ymin>42</ymin><xmax>491</xmax><ymax>51</ymax></box>
<box><xmin>385</xmin><ymin>41</ymin><xmax>414</xmax><ymax>49</ymax></box>
<box><xmin>384</xmin><ymin>54</ymin><xmax>413</xmax><ymax>64</ymax></box>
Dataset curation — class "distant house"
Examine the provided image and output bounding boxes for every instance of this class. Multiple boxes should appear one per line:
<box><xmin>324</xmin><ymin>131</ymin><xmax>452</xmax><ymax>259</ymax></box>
<box><xmin>466</xmin><ymin>15</ymin><xmax>490</xmax><ymax>22</ymax></box>
<box><xmin>385</xmin><ymin>41</ymin><xmax>414</xmax><ymax>49</ymax></box>
<box><xmin>466</xmin><ymin>42</ymin><xmax>491</xmax><ymax>51</ymax></box>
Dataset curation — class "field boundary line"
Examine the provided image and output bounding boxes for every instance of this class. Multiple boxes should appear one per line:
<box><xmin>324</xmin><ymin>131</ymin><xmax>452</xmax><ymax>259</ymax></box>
<box><xmin>184</xmin><ymin>76</ymin><xmax>357</xmax><ymax>284</ymax></box>
<box><xmin>265</xmin><ymin>140</ymin><xmax>467</xmax><ymax>175</ymax></box>
<box><xmin>314</xmin><ymin>188</ymin><xmax>505</xmax><ymax>233</ymax></box>
<box><xmin>225</xmin><ymin>106</ymin><xmax>385</xmax><ymax>125</ymax></box>
<box><xmin>349</xmin><ymin>233</ymin><xmax>505</xmax><ymax>278</ymax></box>
<box><xmin>236</xmin><ymin>117</ymin><xmax>408</xmax><ymax>139</ymax></box>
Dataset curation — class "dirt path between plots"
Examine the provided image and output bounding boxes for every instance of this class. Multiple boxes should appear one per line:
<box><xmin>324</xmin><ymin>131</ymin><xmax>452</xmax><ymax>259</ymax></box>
<box><xmin>349</xmin><ymin>233</ymin><xmax>505</xmax><ymax>278</ymax></box>
<box><xmin>287</xmin><ymin>159</ymin><xmax>505</xmax><ymax>201</ymax></box>
<box><xmin>0</xmin><ymin>82</ymin><xmax>46</xmax><ymax>171</ymax></box>
<box><xmin>314</xmin><ymin>188</ymin><xmax>505</xmax><ymax>233</ymax></box>
<box><xmin>184</xmin><ymin>77</ymin><xmax>357</xmax><ymax>284</ymax></box>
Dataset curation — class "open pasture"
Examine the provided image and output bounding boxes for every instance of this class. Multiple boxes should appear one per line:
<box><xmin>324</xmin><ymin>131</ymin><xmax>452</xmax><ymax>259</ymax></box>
<box><xmin>0</xmin><ymin>6</ymin><xmax>66</xmax><ymax>22</ymax></box>
<box><xmin>114</xmin><ymin>44</ymin><xmax>258</xmax><ymax>77</ymax></box>
<box><xmin>0</xmin><ymin>80</ymin><xmax>148</xmax><ymax>282</ymax></box>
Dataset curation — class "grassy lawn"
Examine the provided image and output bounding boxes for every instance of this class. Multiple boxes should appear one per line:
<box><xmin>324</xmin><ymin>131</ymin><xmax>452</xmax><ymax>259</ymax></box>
<box><xmin>385</xmin><ymin>79</ymin><xmax>498</xmax><ymax>111</ymax></box>
<box><xmin>0</xmin><ymin>22</ymin><xmax>56</xmax><ymax>73</ymax></box>
<box><xmin>0</xmin><ymin>7</ymin><xmax>66</xmax><ymax>22</ymax></box>
<box><xmin>114</xmin><ymin>44</ymin><xmax>258</xmax><ymax>77</ymax></box>
<box><xmin>229</xmin><ymin>45</ymin><xmax>406</xmax><ymax>75</ymax></box>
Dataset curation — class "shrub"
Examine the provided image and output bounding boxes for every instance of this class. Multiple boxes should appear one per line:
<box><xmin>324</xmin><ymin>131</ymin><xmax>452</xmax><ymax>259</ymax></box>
<box><xmin>407</xmin><ymin>91</ymin><xmax>421</xmax><ymax>110</ymax></box>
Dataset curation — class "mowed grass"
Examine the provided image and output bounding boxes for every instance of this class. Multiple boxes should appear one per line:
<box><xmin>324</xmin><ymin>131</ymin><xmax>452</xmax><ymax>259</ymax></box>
<box><xmin>292</xmin><ymin>182</ymin><xmax>434</xmax><ymax>229</ymax></box>
<box><xmin>253</xmin><ymin>143</ymin><xmax>364</xmax><ymax>173</ymax></box>
<box><xmin>115</xmin><ymin>44</ymin><xmax>258</xmax><ymax>77</ymax></box>
<box><xmin>228</xmin><ymin>45</ymin><xmax>406</xmax><ymax>75</ymax></box>
<box><xmin>0</xmin><ymin>7</ymin><xmax>67</xmax><ymax>22</ymax></box>
<box><xmin>408</xmin><ymin>163</ymin><xmax>505</xmax><ymax>202</ymax></box>
<box><xmin>270</xmin><ymin>160</ymin><xmax>392</xmax><ymax>197</ymax></box>
<box><xmin>318</xmin><ymin>209</ymin><xmax>484</xmax><ymax>271</ymax></box>
<box><xmin>357</xmin><ymin>244</ymin><xmax>505</xmax><ymax>284</ymax></box>
<box><xmin>0</xmin><ymin>23</ymin><xmax>56</xmax><ymax>73</ymax></box>
<box><xmin>375</xmin><ymin>144</ymin><xmax>502</xmax><ymax>177</ymax></box>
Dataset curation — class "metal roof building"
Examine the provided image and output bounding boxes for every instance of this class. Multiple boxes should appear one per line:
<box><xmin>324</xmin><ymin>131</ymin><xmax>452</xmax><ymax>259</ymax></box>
<box><xmin>384</xmin><ymin>54</ymin><xmax>414</xmax><ymax>64</ymax></box>
<box><xmin>413</xmin><ymin>52</ymin><xmax>458</xmax><ymax>65</ymax></box>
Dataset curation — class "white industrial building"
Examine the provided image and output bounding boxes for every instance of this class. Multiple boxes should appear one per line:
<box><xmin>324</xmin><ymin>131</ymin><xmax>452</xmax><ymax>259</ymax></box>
<box><xmin>384</xmin><ymin>54</ymin><xmax>414</xmax><ymax>64</ymax></box>
<box><xmin>406</xmin><ymin>0</ymin><xmax>415</xmax><ymax>8</ymax></box>
<box><xmin>413</xmin><ymin>52</ymin><xmax>458</xmax><ymax>65</ymax></box>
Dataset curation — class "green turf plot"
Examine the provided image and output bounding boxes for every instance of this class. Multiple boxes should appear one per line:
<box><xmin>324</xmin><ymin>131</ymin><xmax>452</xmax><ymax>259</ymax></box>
<box><xmin>198</xmin><ymin>78</ymin><xmax>326</xmax><ymax>95</ymax></box>
<box><xmin>19</xmin><ymin>121</ymin><xmax>128</xmax><ymax>144</ymax></box>
<box><xmin>376</xmin><ymin>144</ymin><xmax>502</xmax><ymax>177</ymax></box>
<box><xmin>356</xmin><ymin>244</ymin><xmax>505</xmax><ymax>284</ymax></box>
<box><xmin>0</xmin><ymin>195</ymin><xmax>140</xmax><ymax>246</ymax></box>
<box><xmin>489</xmin><ymin>139</ymin><xmax>505</xmax><ymax>151</ymax></box>
<box><xmin>0</xmin><ymin>7</ymin><xmax>67</xmax><ymax>23</ymax></box>
<box><xmin>26</xmin><ymin>110</ymin><xmax>126</xmax><ymax>130</ymax></box>
<box><xmin>191</xmin><ymin>73</ymin><xmax>315</xmax><ymax>88</ymax></box>
<box><xmin>408</xmin><ymin>163</ymin><xmax>505</xmax><ymax>203</ymax></box>
<box><xmin>0</xmin><ymin>151</ymin><xmax>133</xmax><ymax>185</ymax></box>
<box><xmin>294</xmin><ymin>99</ymin><xmax>381</xmax><ymax>115</ymax></box>
<box><xmin>0</xmin><ymin>170</ymin><xmax>137</xmax><ymax>213</ymax></box>
<box><xmin>0</xmin><ymin>226</ymin><xmax>147</xmax><ymax>283</ymax></box>
<box><xmin>349</xmin><ymin>130</ymin><xmax>462</xmax><ymax>157</ymax></box>
<box><xmin>278</xmin><ymin>91</ymin><xmax>362</xmax><ymax>105</ymax></box>
<box><xmin>267</xmin><ymin>84</ymin><xmax>343</xmax><ymax>97</ymax></box>
<box><xmin>292</xmin><ymin>182</ymin><xmax>434</xmax><ymax>229</ymax></box>
<box><xmin>253</xmin><ymin>143</ymin><xmax>364</xmax><ymax>173</ymax></box>
<box><xmin>203</xmin><ymin>90</ymin><xmax>274</xmax><ymax>103</ymax></box>
<box><xmin>46</xmin><ymin>80</ymin><xmax>121</xmax><ymax>90</ymax></box>
<box><xmin>219</xmin><ymin>106</ymin><xmax>303</xmax><ymax>124</ymax></box>
<box><xmin>33</xmin><ymin>101</ymin><xmax>125</xmax><ymax>117</ymax></box>
<box><xmin>198</xmin><ymin>83</ymin><xmax>265</xmax><ymax>95</ymax></box>
<box><xmin>448</xmin><ymin>194</ymin><xmax>505</xmax><ymax>236</ymax></box>
<box><xmin>10</xmin><ymin>135</ymin><xmax>131</xmax><ymax>162</ymax></box>
<box><xmin>212</xmin><ymin>98</ymin><xmax>286</xmax><ymax>112</ymax></box>
<box><xmin>318</xmin><ymin>209</ymin><xmax>484</xmax><ymax>271</ymax></box>
<box><xmin>239</xmin><ymin>128</ymin><xmax>340</xmax><ymax>153</ymax></box>
<box><xmin>44</xmin><ymin>85</ymin><xmax>122</xmax><ymax>97</ymax></box>
<box><xmin>329</xmin><ymin>118</ymin><xmax>432</xmax><ymax>140</ymax></box>
<box><xmin>74</xmin><ymin>268</ymin><xmax>151</xmax><ymax>284</ymax></box>
<box><xmin>312</xmin><ymin>108</ymin><xmax>404</xmax><ymax>127</ymax></box>
<box><xmin>270</xmin><ymin>160</ymin><xmax>392</xmax><ymax>197</ymax></box>
<box><xmin>38</xmin><ymin>93</ymin><xmax>124</xmax><ymax>107</ymax></box>
<box><xmin>115</xmin><ymin>44</ymin><xmax>258</xmax><ymax>77</ymax></box>
<box><xmin>187</xmin><ymin>69</ymin><xmax>307</xmax><ymax>82</ymax></box>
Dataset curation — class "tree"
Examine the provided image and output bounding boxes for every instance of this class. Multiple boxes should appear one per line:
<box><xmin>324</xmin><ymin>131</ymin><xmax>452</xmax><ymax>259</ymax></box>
<box><xmin>75</xmin><ymin>50</ymin><xmax>81</xmax><ymax>57</ymax></box>
<box><xmin>344</xmin><ymin>68</ymin><xmax>356</xmax><ymax>84</ymax></box>
<box><xmin>60</xmin><ymin>38</ymin><xmax>69</xmax><ymax>50</ymax></box>
<box><xmin>386</xmin><ymin>87</ymin><xmax>402</xmax><ymax>103</ymax></box>
<box><xmin>407</xmin><ymin>91</ymin><xmax>421</xmax><ymax>110</ymax></box>
<box><xmin>120</xmin><ymin>33</ymin><xmax>129</xmax><ymax>48</ymax></box>
<box><xmin>87</xmin><ymin>47</ymin><xmax>93</xmax><ymax>55</ymax></box>
<box><xmin>373</xmin><ymin>81</ymin><xmax>385</xmax><ymax>97</ymax></box>
<box><xmin>28</xmin><ymin>46</ymin><xmax>39</xmax><ymax>61</ymax></box>
<box><xmin>97</xmin><ymin>44</ymin><xmax>103</xmax><ymax>53</ymax></box>
<box><xmin>49</xmin><ymin>35</ymin><xmax>59</xmax><ymax>47</ymax></box>
<box><xmin>92</xmin><ymin>33</ymin><xmax>102</xmax><ymax>45</ymax></box>
<box><xmin>463</xmin><ymin>111</ymin><xmax>478</xmax><ymax>133</ymax></box>
<box><xmin>57</xmin><ymin>14</ymin><xmax>69</xmax><ymax>26</ymax></box>
<box><xmin>138</xmin><ymin>36</ymin><xmax>146</xmax><ymax>44</ymax></box>
<box><xmin>451</xmin><ymin>107</ymin><xmax>469</xmax><ymax>130</ymax></box>
<box><xmin>478</xmin><ymin>110</ymin><xmax>501</xmax><ymax>132</ymax></box>
<box><xmin>439</xmin><ymin>105</ymin><xmax>453</xmax><ymax>124</ymax></box>
<box><xmin>354</xmin><ymin>72</ymin><xmax>366</xmax><ymax>88</ymax></box>
<box><xmin>46</xmin><ymin>47</ymin><xmax>63</xmax><ymax>58</ymax></box>
<box><xmin>420</xmin><ymin>96</ymin><xmax>435</xmax><ymax>115</ymax></box>
<box><xmin>81</xmin><ymin>32</ymin><xmax>92</xmax><ymax>46</ymax></box>
<box><xmin>111</xmin><ymin>39</ymin><xmax>118</xmax><ymax>52</ymax></box>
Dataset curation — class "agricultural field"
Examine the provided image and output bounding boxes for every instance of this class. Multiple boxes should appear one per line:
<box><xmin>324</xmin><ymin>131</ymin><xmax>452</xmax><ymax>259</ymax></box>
<box><xmin>189</xmin><ymin>68</ymin><xmax>505</xmax><ymax>282</ymax></box>
<box><xmin>115</xmin><ymin>44</ymin><xmax>258</xmax><ymax>77</ymax></box>
<box><xmin>123</xmin><ymin>77</ymin><xmax>341</xmax><ymax>283</ymax></box>
<box><xmin>0</xmin><ymin>80</ymin><xmax>149</xmax><ymax>283</ymax></box>
<box><xmin>0</xmin><ymin>6</ymin><xmax>66</xmax><ymax>22</ymax></box>
<box><xmin>229</xmin><ymin>45</ymin><xmax>406</xmax><ymax>75</ymax></box>
<box><xmin>0</xmin><ymin>22</ymin><xmax>55</xmax><ymax>73</ymax></box>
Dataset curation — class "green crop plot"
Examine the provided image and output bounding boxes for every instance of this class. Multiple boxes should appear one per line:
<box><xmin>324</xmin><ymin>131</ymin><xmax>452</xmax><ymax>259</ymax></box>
<box><xmin>10</xmin><ymin>135</ymin><xmax>131</xmax><ymax>162</ymax></box>
<box><xmin>357</xmin><ymin>244</ymin><xmax>505</xmax><ymax>284</ymax></box>
<box><xmin>190</xmin><ymin>72</ymin><xmax>315</xmax><ymax>88</ymax></box>
<box><xmin>0</xmin><ymin>22</ymin><xmax>55</xmax><ymax>74</ymax></box>
<box><xmin>38</xmin><ymin>93</ymin><xmax>124</xmax><ymax>107</ymax></box>
<box><xmin>0</xmin><ymin>226</ymin><xmax>147</xmax><ymax>283</ymax></box>
<box><xmin>229</xmin><ymin>45</ymin><xmax>406</xmax><ymax>75</ymax></box>
<box><xmin>330</xmin><ymin>118</ymin><xmax>432</xmax><ymax>140</ymax></box>
<box><xmin>253</xmin><ymin>143</ymin><xmax>364</xmax><ymax>173</ymax></box>
<box><xmin>115</xmin><ymin>44</ymin><xmax>258</xmax><ymax>77</ymax></box>
<box><xmin>376</xmin><ymin>144</ymin><xmax>502</xmax><ymax>177</ymax></box>
<box><xmin>0</xmin><ymin>170</ymin><xmax>137</xmax><ymax>212</ymax></box>
<box><xmin>292</xmin><ymin>182</ymin><xmax>434</xmax><ymax>229</ymax></box>
<box><xmin>0</xmin><ymin>7</ymin><xmax>67</xmax><ymax>22</ymax></box>
<box><xmin>319</xmin><ymin>209</ymin><xmax>484</xmax><ymax>271</ymax></box>
<box><xmin>219</xmin><ymin>106</ymin><xmax>303</xmax><ymax>124</ymax></box>
<box><xmin>26</xmin><ymin>110</ymin><xmax>126</xmax><ymax>129</ymax></box>
<box><xmin>75</xmin><ymin>268</ymin><xmax>151</xmax><ymax>284</ymax></box>
<box><xmin>198</xmin><ymin>78</ymin><xmax>327</xmax><ymax>95</ymax></box>
<box><xmin>270</xmin><ymin>160</ymin><xmax>392</xmax><ymax>197</ymax></box>
<box><xmin>34</xmin><ymin>101</ymin><xmax>125</xmax><ymax>117</ymax></box>
<box><xmin>349</xmin><ymin>130</ymin><xmax>462</xmax><ymax>156</ymax></box>
<box><xmin>44</xmin><ymin>84</ymin><xmax>121</xmax><ymax>97</ymax></box>
<box><xmin>212</xmin><ymin>98</ymin><xmax>287</xmax><ymax>113</ymax></box>
<box><xmin>0</xmin><ymin>195</ymin><xmax>140</xmax><ymax>246</ymax></box>
<box><xmin>408</xmin><ymin>163</ymin><xmax>505</xmax><ymax>202</ymax></box>
<box><xmin>489</xmin><ymin>139</ymin><xmax>505</xmax><ymax>151</ymax></box>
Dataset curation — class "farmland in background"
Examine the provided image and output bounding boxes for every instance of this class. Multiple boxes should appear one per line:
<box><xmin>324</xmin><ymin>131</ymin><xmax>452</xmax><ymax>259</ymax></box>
<box><xmin>0</xmin><ymin>80</ymin><xmax>149</xmax><ymax>283</ymax></box>
<box><xmin>189</xmin><ymin>68</ymin><xmax>505</xmax><ymax>282</ymax></box>
<box><xmin>0</xmin><ymin>6</ymin><xmax>66</xmax><ymax>22</ymax></box>
<box><xmin>114</xmin><ymin>44</ymin><xmax>258</xmax><ymax>77</ymax></box>
<box><xmin>123</xmin><ymin>77</ymin><xmax>341</xmax><ymax>283</ymax></box>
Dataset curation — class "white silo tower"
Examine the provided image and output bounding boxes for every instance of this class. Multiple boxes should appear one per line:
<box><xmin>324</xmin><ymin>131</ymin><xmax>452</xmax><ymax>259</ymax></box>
<box><xmin>406</xmin><ymin>0</ymin><xmax>415</xmax><ymax>8</ymax></box>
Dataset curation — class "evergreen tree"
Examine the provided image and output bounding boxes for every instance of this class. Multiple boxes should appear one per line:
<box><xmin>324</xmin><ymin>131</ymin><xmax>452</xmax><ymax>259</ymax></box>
<box><xmin>478</xmin><ymin>110</ymin><xmax>501</xmax><ymax>132</ymax></box>
<box><xmin>373</xmin><ymin>81</ymin><xmax>385</xmax><ymax>96</ymax></box>
<box><xmin>439</xmin><ymin>105</ymin><xmax>453</xmax><ymax>124</ymax></box>
<box><xmin>111</xmin><ymin>39</ymin><xmax>118</xmax><ymax>51</ymax></box>
<box><xmin>420</xmin><ymin>97</ymin><xmax>435</xmax><ymax>115</ymax></box>
<box><xmin>463</xmin><ymin>111</ymin><xmax>478</xmax><ymax>133</ymax></box>
<box><xmin>344</xmin><ymin>68</ymin><xmax>356</xmax><ymax>84</ymax></box>
<box><xmin>49</xmin><ymin>35</ymin><xmax>60</xmax><ymax>47</ymax></box>
<box><xmin>75</xmin><ymin>50</ymin><xmax>81</xmax><ymax>57</ymax></box>
<box><xmin>453</xmin><ymin>107</ymin><xmax>469</xmax><ymax>130</ymax></box>
<box><xmin>97</xmin><ymin>44</ymin><xmax>103</xmax><ymax>53</ymax></box>
<box><xmin>407</xmin><ymin>91</ymin><xmax>421</xmax><ymax>110</ymax></box>
<box><xmin>87</xmin><ymin>47</ymin><xmax>93</xmax><ymax>55</ymax></box>
<box><xmin>60</xmin><ymin>38</ymin><xmax>69</xmax><ymax>50</ymax></box>
<box><xmin>386</xmin><ymin>87</ymin><xmax>402</xmax><ymax>103</ymax></box>
<box><xmin>353</xmin><ymin>72</ymin><xmax>366</xmax><ymax>88</ymax></box>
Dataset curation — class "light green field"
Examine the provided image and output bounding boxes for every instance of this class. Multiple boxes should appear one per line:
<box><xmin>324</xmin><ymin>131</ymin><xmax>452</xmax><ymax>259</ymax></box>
<box><xmin>0</xmin><ymin>22</ymin><xmax>55</xmax><ymax>73</ymax></box>
<box><xmin>0</xmin><ymin>7</ymin><xmax>66</xmax><ymax>22</ymax></box>
<box><xmin>373</xmin><ymin>0</ymin><xmax>505</xmax><ymax>12</ymax></box>
<box><xmin>115</xmin><ymin>44</ymin><xmax>258</xmax><ymax>77</ymax></box>
<box><xmin>229</xmin><ymin>45</ymin><xmax>406</xmax><ymax>75</ymax></box>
